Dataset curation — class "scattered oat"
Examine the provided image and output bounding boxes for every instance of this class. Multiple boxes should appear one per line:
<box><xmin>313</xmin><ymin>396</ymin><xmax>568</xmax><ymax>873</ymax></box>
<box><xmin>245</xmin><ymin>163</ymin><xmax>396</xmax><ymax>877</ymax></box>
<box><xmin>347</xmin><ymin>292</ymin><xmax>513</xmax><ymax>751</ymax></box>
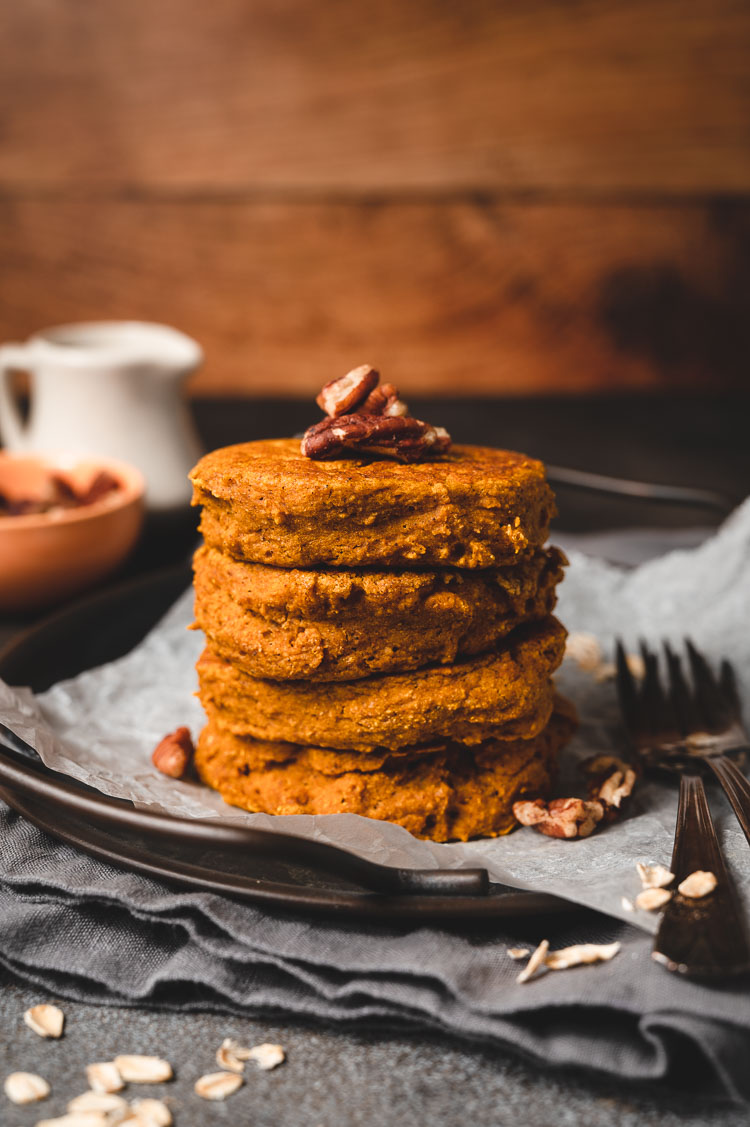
<box><xmin>635</xmin><ymin>887</ymin><xmax>672</xmax><ymax>911</ymax></box>
<box><xmin>621</xmin><ymin>896</ymin><xmax>634</xmax><ymax>912</ymax></box>
<box><xmin>678</xmin><ymin>870</ymin><xmax>718</xmax><ymax>899</ymax></box>
<box><xmin>24</xmin><ymin>1003</ymin><xmax>65</xmax><ymax>1039</ymax></box>
<box><xmin>516</xmin><ymin>939</ymin><xmax>549</xmax><ymax>984</ymax></box>
<box><xmin>564</xmin><ymin>633</ymin><xmax>602</xmax><ymax>673</ymax></box>
<box><xmin>67</xmin><ymin>1092</ymin><xmax>128</xmax><ymax>1116</ymax></box>
<box><xmin>246</xmin><ymin>1044</ymin><xmax>285</xmax><ymax>1071</ymax></box>
<box><xmin>113</xmin><ymin>1056</ymin><xmax>172</xmax><ymax>1084</ymax></box>
<box><xmin>85</xmin><ymin>1063</ymin><xmax>124</xmax><ymax>1094</ymax></box>
<box><xmin>194</xmin><ymin>1071</ymin><xmax>244</xmax><ymax>1100</ymax></box>
<box><xmin>215</xmin><ymin>1038</ymin><xmax>248</xmax><ymax>1074</ymax></box>
<box><xmin>636</xmin><ymin>862</ymin><xmax>674</xmax><ymax>889</ymax></box>
<box><xmin>130</xmin><ymin>1098</ymin><xmax>173</xmax><ymax>1126</ymax></box>
<box><xmin>4</xmin><ymin>1070</ymin><xmax>50</xmax><ymax>1104</ymax></box>
<box><xmin>544</xmin><ymin>941</ymin><xmax>621</xmax><ymax>970</ymax></box>
<box><xmin>507</xmin><ymin>947</ymin><xmax>530</xmax><ymax>960</ymax></box>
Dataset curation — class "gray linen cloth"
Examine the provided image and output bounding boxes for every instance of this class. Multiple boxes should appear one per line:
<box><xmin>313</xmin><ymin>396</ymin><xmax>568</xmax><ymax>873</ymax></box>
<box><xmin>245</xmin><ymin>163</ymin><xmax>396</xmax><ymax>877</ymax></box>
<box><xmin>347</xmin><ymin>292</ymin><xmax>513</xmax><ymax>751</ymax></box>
<box><xmin>1</xmin><ymin>803</ymin><xmax>749</xmax><ymax>1101</ymax></box>
<box><xmin>1</xmin><ymin>515</ymin><xmax>749</xmax><ymax>1100</ymax></box>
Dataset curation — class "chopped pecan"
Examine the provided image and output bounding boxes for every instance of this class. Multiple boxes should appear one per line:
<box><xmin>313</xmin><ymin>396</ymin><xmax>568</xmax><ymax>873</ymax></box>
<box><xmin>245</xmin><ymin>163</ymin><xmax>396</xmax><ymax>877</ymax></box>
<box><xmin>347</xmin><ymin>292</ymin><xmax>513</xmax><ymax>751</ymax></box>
<box><xmin>581</xmin><ymin>754</ymin><xmax>634</xmax><ymax>780</ymax></box>
<box><xmin>316</xmin><ymin>365</ymin><xmax>379</xmax><ymax>417</ymax></box>
<box><xmin>513</xmin><ymin>796</ymin><xmax>604</xmax><ymax>839</ymax></box>
<box><xmin>0</xmin><ymin>467</ymin><xmax>120</xmax><ymax>516</ymax></box>
<box><xmin>301</xmin><ymin>414</ymin><xmax>451</xmax><ymax>463</ymax></box>
<box><xmin>152</xmin><ymin>726</ymin><xmax>194</xmax><ymax>778</ymax></box>
<box><xmin>52</xmin><ymin>465</ymin><xmax>120</xmax><ymax>506</ymax></box>
<box><xmin>581</xmin><ymin>755</ymin><xmax>639</xmax><ymax>822</ymax></box>
<box><xmin>596</xmin><ymin>768</ymin><xmax>637</xmax><ymax>811</ymax></box>
<box><xmin>360</xmin><ymin>382</ymin><xmax>409</xmax><ymax>418</ymax></box>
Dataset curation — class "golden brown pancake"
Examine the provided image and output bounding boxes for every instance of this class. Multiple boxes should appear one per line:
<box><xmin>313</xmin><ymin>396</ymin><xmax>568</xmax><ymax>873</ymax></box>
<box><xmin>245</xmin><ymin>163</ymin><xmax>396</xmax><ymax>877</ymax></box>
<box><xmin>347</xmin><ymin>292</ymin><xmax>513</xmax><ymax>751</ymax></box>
<box><xmin>192</xmin><ymin>544</ymin><xmax>565</xmax><ymax>681</ymax></box>
<box><xmin>196</xmin><ymin>616</ymin><xmax>566</xmax><ymax>752</ymax></box>
<box><xmin>190</xmin><ymin>439</ymin><xmax>555</xmax><ymax>569</ymax></box>
<box><xmin>194</xmin><ymin>697</ymin><xmax>577</xmax><ymax>842</ymax></box>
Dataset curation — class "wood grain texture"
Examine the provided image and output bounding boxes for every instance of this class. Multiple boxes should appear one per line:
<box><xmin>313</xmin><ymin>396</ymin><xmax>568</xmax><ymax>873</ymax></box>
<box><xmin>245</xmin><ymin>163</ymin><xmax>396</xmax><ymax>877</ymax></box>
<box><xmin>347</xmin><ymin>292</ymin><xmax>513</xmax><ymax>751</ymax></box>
<box><xmin>1</xmin><ymin>197</ymin><xmax>746</xmax><ymax>394</ymax></box>
<box><xmin>1</xmin><ymin>0</ymin><xmax>749</xmax><ymax>194</ymax></box>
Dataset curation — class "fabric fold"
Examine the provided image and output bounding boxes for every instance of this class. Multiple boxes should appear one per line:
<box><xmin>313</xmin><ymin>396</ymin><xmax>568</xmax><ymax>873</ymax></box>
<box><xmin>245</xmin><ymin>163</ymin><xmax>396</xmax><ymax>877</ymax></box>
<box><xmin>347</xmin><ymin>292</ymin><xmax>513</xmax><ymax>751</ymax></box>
<box><xmin>2</xmin><ymin>805</ymin><xmax>749</xmax><ymax>1101</ymax></box>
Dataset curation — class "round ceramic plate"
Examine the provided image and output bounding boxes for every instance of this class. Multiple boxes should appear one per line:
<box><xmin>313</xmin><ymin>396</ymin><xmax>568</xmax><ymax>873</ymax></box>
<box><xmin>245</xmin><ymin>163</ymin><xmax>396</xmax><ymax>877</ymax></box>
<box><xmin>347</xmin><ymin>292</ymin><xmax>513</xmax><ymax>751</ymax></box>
<box><xmin>0</xmin><ymin>565</ymin><xmax>576</xmax><ymax>921</ymax></box>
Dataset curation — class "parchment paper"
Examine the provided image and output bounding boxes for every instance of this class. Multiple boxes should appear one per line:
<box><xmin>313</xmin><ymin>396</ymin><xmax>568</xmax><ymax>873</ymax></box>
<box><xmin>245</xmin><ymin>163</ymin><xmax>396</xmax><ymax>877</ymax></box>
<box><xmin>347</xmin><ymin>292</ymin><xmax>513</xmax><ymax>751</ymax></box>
<box><xmin>1</xmin><ymin>499</ymin><xmax>749</xmax><ymax>933</ymax></box>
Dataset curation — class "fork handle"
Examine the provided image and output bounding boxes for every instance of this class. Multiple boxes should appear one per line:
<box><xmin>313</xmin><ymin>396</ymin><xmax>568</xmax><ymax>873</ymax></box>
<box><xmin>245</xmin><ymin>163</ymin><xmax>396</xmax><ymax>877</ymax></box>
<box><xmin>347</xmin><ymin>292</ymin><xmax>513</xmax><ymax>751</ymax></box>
<box><xmin>653</xmin><ymin>774</ymin><xmax>750</xmax><ymax>977</ymax></box>
<box><xmin>705</xmin><ymin>752</ymin><xmax>750</xmax><ymax>848</ymax></box>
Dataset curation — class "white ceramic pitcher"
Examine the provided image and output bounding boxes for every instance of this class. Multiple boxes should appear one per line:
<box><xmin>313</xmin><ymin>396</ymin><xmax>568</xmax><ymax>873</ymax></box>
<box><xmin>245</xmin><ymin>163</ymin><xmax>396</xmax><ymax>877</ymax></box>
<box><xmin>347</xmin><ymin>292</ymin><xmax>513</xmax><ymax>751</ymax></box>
<box><xmin>0</xmin><ymin>321</ymin><xmax>204</xmax><ymax>511</ymax></box>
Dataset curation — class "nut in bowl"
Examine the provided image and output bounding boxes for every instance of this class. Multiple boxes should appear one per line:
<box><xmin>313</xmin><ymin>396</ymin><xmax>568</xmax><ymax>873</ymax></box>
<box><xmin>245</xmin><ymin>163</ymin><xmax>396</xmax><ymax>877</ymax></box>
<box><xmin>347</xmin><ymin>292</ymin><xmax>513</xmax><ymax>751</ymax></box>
<box><xmin>0</xmin><ymin>452</ymin><xmax>144</xmax><ymax>612</ymax></box>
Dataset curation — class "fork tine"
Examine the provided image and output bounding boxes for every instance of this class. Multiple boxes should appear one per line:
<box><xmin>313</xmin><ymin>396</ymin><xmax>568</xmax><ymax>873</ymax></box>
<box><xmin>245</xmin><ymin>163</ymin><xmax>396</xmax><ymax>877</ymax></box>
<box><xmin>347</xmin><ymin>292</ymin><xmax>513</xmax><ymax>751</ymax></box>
<box><xmin>664</xmin><ymin>642</ymin><xmax>698</xmax><ymax>736</ymax></box>
<box><xmin>657</xmin><ymin>644</ymin><xmax>681</xmax><ymax>733</ymax></box>
<box><xmin>615</xmin><ymin>639</ymin><xmax>641</xmax><ymax>733</ymax></box>
<box><xmin>719</xmin><ymin>659</ymin><xmax>742</xmax><ymax>720</ymax></box>
<box><xmin>685</xmin><ymin>638</ymin><xmax>732</xmax><ymax>731</ymax></box>
<box><xmin>639</xmin><ymin>639</ymin><xmax>668</xmax><ymax>733</ymax></box>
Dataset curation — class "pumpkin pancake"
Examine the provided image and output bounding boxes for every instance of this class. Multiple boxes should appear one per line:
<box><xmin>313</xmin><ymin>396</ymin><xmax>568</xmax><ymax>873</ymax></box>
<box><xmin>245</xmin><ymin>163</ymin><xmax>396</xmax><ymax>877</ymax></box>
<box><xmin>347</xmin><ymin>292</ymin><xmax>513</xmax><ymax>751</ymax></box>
<box><xmin>194</xmin><ymin>697</ymin><xmax>577</xmax><ymax>842</ymax></box>
<box><xmin>196</xmin><ymin>616</ymin><xmax>566</xmax><ymax>753</ymax></box>
<box><xmin>190</xmin><ymin>439</ymin><xmax>555</xmax><ymax>569</ymax></box>
<box><xmin>192</xmin><ymin>544</ymin><xmax>565</xmax><ymax>681</ymax></box>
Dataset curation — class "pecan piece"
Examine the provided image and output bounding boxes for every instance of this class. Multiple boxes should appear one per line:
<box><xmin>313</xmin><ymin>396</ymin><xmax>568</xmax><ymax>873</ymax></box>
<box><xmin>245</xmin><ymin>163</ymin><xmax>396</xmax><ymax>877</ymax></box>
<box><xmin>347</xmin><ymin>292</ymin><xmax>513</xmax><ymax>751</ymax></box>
<box><xmin>581</xmin><ymin>755</ymin><xmax>639</xmax><ymax>822</ymax></box>
<box><xmin>301</xmin><ymin>415</ymin><xmax>451</xmax><ymax>463</ymax></box>
<box><xmin>152</xmin><ymin>726</ymin><xmax>194</xmax><ymax>778</ymax></box>
<box><xmin>316</xmin><ymin>365</ymin><xmax>379</xmax><ymax>417</ymax></box>
<box><xmin>360</xmin><ymin>382</ymin><xmax>409</xmax><ymax>418</ymax></box>
<box><xmin>513</xmin><ymin>796</ymin><xmax>604</xmax><ymax>839</ymax></box>
<box><xmin>596</xmin><ymin>768</ymin><xmax>637</xmax><ymax>811</ymax></box>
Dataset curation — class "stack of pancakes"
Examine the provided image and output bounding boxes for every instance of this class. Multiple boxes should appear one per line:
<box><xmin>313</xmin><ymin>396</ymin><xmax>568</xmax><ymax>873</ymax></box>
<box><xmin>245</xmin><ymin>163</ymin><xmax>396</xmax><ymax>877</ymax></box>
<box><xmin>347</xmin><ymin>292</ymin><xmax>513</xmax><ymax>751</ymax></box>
<box><xmin>189</xmin><ymin>439</ymin><xmax>575</xmax><ymax>842</ymax></box>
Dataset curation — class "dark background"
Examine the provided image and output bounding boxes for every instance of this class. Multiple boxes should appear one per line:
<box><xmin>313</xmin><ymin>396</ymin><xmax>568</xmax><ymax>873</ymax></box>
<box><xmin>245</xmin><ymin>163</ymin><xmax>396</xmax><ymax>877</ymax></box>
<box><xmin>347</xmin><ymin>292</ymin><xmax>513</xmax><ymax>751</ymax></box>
<box><xmin>1</xmin><ymin>0</ymin><xmax>748</xmax><ymax>398</ymax></box>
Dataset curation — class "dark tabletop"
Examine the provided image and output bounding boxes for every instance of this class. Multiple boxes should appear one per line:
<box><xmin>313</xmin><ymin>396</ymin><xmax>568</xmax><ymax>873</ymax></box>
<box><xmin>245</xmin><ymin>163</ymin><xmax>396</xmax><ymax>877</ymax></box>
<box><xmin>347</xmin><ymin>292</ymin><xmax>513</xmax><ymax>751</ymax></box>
<box><xmin>0</xmin><ymin>975</ymin><xmax>747</xmax><ymax>1127</ymax></box>
<box><xmin>1</xmin><ymin>393</ymin><xmax>749</xmax><ymax>1124</ymax></box>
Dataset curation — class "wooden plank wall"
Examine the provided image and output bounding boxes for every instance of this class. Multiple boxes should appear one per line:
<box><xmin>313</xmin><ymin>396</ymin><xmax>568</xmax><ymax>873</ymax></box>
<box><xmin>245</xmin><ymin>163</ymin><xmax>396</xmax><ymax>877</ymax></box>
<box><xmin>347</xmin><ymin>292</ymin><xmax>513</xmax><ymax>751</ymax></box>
<box><xmin>0</xmin><ymin>0</ymin><xmax>748</xmax><ymax>396</ymax></box>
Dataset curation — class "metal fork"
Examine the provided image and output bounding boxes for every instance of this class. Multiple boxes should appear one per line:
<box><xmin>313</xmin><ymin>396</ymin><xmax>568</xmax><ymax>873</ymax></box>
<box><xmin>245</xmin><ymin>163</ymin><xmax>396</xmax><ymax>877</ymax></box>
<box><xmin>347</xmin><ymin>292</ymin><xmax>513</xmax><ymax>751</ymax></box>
<box><xmin>616</xmin><ymin>639</ymin><xmax>750</xmax><ymax>977</ymax></box>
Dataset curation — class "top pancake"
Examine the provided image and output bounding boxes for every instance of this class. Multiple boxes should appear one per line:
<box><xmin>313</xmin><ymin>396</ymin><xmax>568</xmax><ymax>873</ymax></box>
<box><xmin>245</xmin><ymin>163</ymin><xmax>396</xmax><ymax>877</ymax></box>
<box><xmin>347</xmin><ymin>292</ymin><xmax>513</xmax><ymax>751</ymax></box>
<box><xmin>190</xmin><ymin>439</ymin><xmax>555</xmax><ymax>569</ymax></box>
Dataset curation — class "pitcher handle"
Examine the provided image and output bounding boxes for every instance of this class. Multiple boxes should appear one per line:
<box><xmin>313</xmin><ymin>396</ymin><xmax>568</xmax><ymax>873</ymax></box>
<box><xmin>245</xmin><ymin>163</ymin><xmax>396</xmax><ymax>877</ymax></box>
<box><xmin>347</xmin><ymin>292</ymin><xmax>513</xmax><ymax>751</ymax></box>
<box><xmin>0</xmin><ymin>344</ymin><xmax>31</xmax><ymax>450</ymax></box>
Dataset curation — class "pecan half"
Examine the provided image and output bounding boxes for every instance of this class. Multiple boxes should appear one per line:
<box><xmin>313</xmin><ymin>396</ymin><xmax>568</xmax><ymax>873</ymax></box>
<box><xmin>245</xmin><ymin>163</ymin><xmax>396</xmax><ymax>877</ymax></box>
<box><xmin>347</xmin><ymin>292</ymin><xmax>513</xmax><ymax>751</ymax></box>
<box><xmin>152</xmin><ymin>726</ymin><xmax>194</xmax><ymax>778</ymax></box>
<box><xmin>360</xmin><ymin>382</ymin><xmax>409</xmax><ymax>418</ymax></box>
<box><xmin>301</xmin><ymin>415</ymin><xmax>451</xmax><ymax>463</ymax></box>
<box><xmin>513</xmin><ymin>796</ymin><xmax>605</xmax><ymax>839</ymax></box>
<box><xmin>316</xmin><ymin>365</ymin><xmax>379</xmax><ymax>417</ymax></box>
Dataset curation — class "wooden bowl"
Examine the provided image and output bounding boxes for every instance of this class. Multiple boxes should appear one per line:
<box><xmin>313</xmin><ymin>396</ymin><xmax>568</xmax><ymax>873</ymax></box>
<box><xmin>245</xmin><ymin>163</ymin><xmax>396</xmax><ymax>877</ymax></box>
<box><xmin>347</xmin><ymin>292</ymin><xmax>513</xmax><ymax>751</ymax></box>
<box><xmin>0</xmin><ymin>454</ymin><xmax>144</xmax><ymax>612</ymax></box>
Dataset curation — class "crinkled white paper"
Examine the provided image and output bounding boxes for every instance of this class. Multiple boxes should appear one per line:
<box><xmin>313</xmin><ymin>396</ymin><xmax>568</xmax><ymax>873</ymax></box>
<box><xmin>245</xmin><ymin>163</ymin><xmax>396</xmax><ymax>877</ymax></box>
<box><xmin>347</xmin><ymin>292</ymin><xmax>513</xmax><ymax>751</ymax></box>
<box><xmin>1</xmin><ymin>500</ymin><xmax>749</xmax><ymax>933</ymax></box>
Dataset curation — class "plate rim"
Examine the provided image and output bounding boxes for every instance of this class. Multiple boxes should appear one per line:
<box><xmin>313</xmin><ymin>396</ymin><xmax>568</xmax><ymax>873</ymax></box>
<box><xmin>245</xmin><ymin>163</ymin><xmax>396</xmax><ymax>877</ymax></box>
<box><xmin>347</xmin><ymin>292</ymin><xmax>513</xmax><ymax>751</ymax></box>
<box><xmin>1</xmin><ymin>785</ymin><xmax>575</xmax><ymax>921</ymax></box>
<box><xmin>0</xmin><ymin>564</ymin><xmax>579</xmax><ymax>921</ymax></box>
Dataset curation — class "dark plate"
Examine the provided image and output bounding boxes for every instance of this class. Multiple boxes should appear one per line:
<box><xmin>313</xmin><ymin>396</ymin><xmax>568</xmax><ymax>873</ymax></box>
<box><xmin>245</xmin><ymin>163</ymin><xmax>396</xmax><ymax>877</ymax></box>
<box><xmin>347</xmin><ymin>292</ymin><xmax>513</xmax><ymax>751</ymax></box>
<box><xmin>0</xmin><ymin>565</ymin><xmax>575</xmax><ymax>921</ymax></box>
